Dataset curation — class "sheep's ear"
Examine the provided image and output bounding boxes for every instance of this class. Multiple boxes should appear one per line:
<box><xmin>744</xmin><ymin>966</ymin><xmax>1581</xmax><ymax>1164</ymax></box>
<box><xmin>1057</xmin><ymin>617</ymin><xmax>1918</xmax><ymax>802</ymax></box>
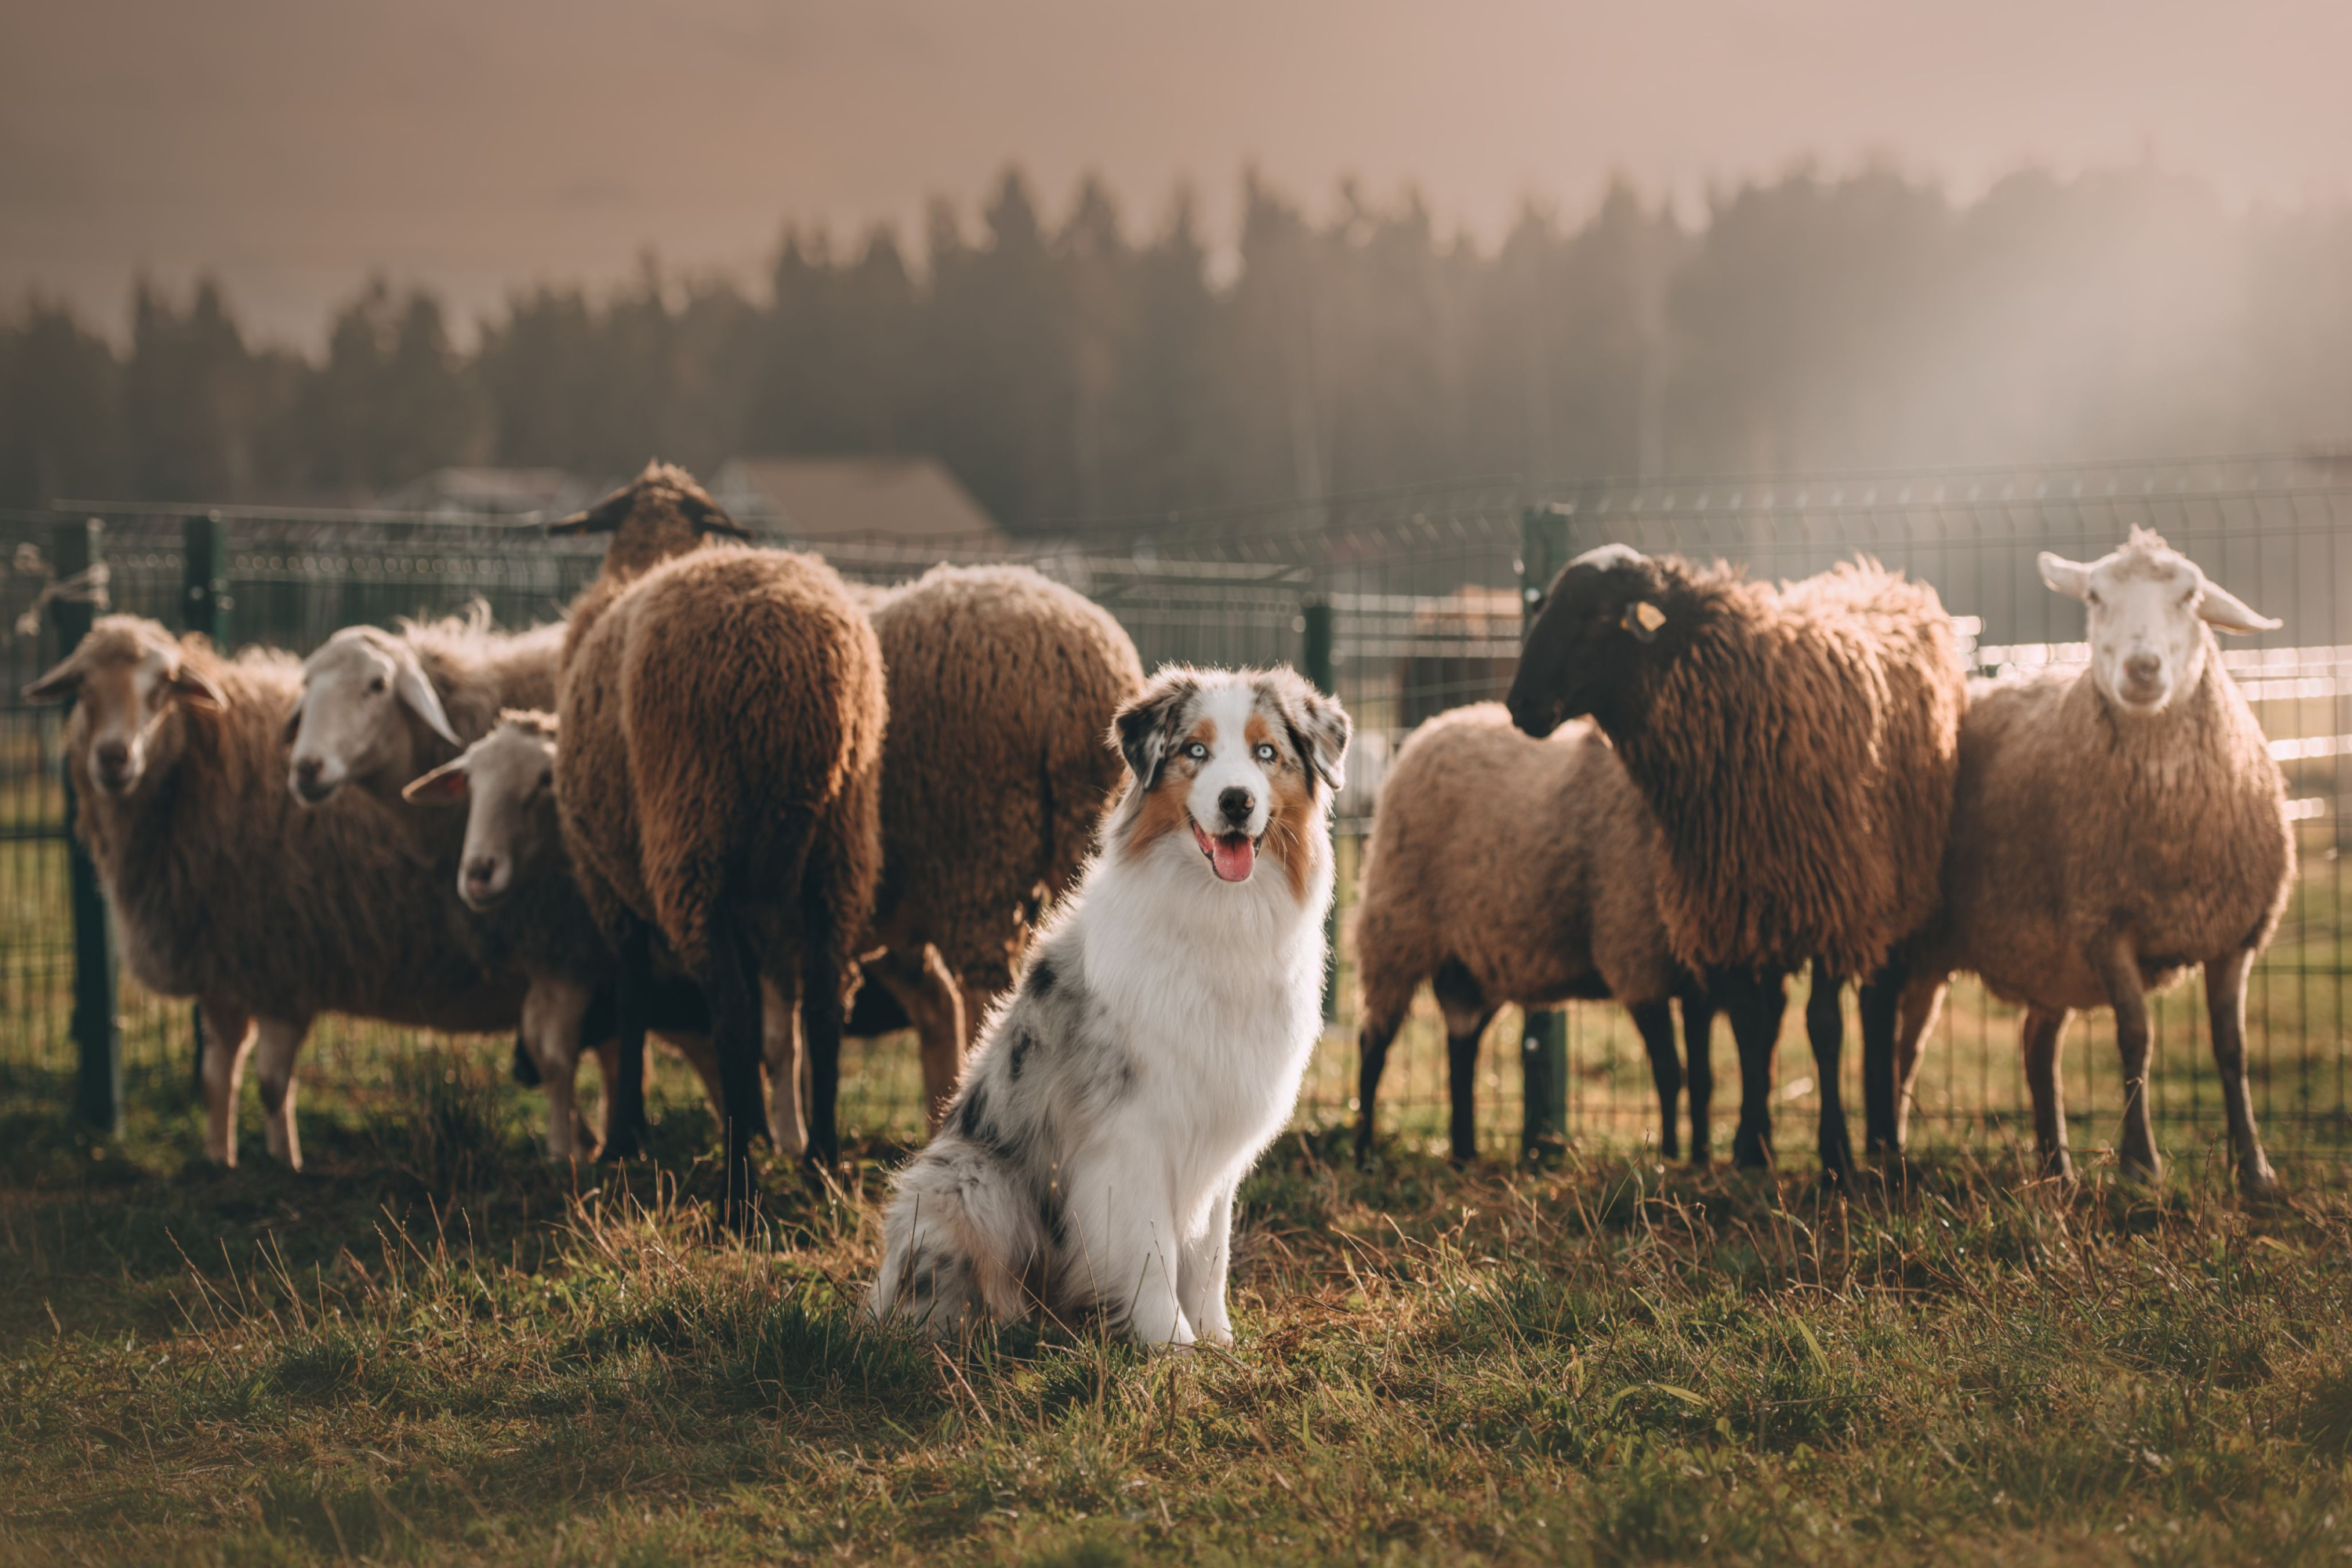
<box><xmin>401</xmin><ymin>757</ymin><xmax>470</xmax><ymax>805</ymax></box>
<box><xmin>392</xmin><ymin>654</ymin><xmax>463</xmax><ymax>747</ymax></box>
<box><xmin>169</xmin><ymin>662</ymin><xmax>226</xmax><ymax>711</ymax></box>
<box><xmin>2198</xmin><ymin>580</ymin><xmax>2281</xmax><ymax>635</ymax></box>
<box><xmin>1112</xmin><ymin>671</ymin><xmax>1197</xmax><ymax>789</ymax></box>
<box><xmin>677</xmin><ymin>490</ymin><xmax>748</xmax><ymax>540</ymax></box>
<box><xmin>2038</xmin><ymin>552</ymin><xmax>2093</xmax><ymax>601</ymax></box>
<box><xmin>281</xmin><ymin>700</ymin><xmax>303</xmax><ymax>747</ymax></box>
<box><xmin>1267</xmin><ymin>669</ymin><xmax>1351</xmax><ymax>793</ymax></box>
<box><xmin>547</xmin><ymin>487</ymin><xmax>637</xmax><ymax>536</ymax></box>
<box><xmin>22</xmin><ymin>646</ymin><xmax>86</xmax><ymax>703</ymax></box>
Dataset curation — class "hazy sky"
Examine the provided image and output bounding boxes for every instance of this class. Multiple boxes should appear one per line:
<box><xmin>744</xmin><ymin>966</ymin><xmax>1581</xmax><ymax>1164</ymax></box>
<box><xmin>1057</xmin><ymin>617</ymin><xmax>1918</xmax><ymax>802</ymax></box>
<box><xmin>4</xmin><ymin>0</ymin><xmax>2347</xmax><ymax>347</ymax></box>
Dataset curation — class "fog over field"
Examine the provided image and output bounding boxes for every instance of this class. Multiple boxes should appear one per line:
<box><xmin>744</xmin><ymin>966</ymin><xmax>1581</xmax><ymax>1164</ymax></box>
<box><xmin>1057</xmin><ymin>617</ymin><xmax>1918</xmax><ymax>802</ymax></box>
<box><xmin>5</xmin><ymin>0</ymin><xmax>2347</xmax><ymax>346</ymax></box>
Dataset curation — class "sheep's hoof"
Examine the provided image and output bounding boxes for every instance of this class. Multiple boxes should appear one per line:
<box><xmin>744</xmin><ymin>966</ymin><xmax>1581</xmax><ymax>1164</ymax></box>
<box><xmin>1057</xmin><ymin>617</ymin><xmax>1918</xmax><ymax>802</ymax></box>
<box><xmin>1731</xmin><ymin>1128</ymin><xmax>1771</xmax><ymax>1171</ymax></box>
<box><xmin>2238</xmin><ymin>1163</ymin><xmax>2285</xmax><ymax>1203</ymax></box>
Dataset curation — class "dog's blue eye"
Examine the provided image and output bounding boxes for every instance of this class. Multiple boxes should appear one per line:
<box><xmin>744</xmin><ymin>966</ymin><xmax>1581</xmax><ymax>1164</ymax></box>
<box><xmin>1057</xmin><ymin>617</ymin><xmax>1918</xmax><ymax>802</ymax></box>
<box><xmin>1254</xmin><ymin>742</ymin><xmax>1278</xmax><ymax>763</ymax></box>
<box><xmin>1184</xmin><ymin>742</ymin><xmax>1207</xmax><ymax>760</ymax></box>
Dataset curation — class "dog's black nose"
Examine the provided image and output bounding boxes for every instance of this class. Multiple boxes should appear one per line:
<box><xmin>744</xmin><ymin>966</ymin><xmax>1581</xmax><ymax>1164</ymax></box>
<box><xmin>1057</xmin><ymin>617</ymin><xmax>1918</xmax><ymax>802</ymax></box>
<box><xmin>1218</xmin><ymin>786</ymin><xmax>1255</xmax><ymax>826</ymax></box>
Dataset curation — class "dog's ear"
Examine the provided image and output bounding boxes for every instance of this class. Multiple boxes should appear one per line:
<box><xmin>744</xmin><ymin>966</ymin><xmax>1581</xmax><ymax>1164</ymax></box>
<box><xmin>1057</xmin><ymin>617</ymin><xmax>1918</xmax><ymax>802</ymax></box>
<box><xmin>1264</xmin><ymin>668</ymin><xmax>1351</xmax><ymax>793</ymax></box>
<box><xmin>1112</xmin><ymin>670</ymin><xmax>1199</xmax><ymax>790</ymax></box>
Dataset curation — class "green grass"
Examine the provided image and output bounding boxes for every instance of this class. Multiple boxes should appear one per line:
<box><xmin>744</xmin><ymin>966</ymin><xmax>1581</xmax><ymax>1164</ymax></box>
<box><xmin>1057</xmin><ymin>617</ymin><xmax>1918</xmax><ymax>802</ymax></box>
<box><xmin>6</xmin><ymin>1046</ymin><xmax>2352</xmax><ymax>1565</ymax></box>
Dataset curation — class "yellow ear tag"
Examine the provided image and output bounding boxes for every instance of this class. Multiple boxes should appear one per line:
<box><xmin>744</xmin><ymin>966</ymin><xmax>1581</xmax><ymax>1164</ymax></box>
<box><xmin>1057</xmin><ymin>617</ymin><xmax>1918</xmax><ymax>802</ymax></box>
<box><xmin>1634</xmin><ymin>601</ymin><xmax>1666</xmax><ymax>632</ymax></box>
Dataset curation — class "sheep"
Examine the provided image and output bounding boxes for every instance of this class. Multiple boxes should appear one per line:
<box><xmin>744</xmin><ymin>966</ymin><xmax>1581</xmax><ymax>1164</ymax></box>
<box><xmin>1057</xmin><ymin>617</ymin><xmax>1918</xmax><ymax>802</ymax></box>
<box><xmin>549</xmin><ymin>462</ymin><xmax>886</xmax><ymax>1214</ymax></box>
<box><xmin>282</xmin><ymin>607</ymin><xmax>590</xmax><ymax>1134</ymax></box>
<box><xmin>285</xmin><ymin>607</ymin><xmax>564</xmax><ymax>808</ymax></box>
<box><xmin>1352</xmin><ymin>703</ymin><xmax>1715</xmax><ymax>1166</ymax></box>
<box><xmin>858</xmin><ymin>564</ymin><xmax>1142</xmax><ymax>1125</ymax></box>
<box><xmin>22</xmin><ymin>616</ymin><xmax>521</xmax><ymax>1167</ymax></box>
<box><xmin>402</xmin><ymin>710</ymin><xmax>726</xmax><ymax>1160</ymax></box>
<box><xmin>1889</xmin><ymin>529</ymin><xmax>2292</xmax><ymax>1196</ymax></box>
<box><xmin>1506</xmin><ymin>548</ymin><xmax>1965</xmax><ymax>1181</ymax></box>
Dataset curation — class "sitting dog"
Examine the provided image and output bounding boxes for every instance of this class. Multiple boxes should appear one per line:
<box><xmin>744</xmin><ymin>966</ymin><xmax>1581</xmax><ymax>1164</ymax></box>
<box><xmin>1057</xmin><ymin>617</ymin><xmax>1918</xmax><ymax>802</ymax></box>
<box><xmin>869</xmin><ymin>665</ymin><xmax>1350</xmax><ymax>1346</ymax></box>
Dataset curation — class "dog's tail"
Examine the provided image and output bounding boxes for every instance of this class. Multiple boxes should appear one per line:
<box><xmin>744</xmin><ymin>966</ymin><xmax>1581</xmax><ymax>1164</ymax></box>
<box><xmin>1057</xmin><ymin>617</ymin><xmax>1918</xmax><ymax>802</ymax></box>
<box><xmin>869</xmin><ymin>1138</ymin><xmax>1047</xmax><ymax>1337</ymax></box>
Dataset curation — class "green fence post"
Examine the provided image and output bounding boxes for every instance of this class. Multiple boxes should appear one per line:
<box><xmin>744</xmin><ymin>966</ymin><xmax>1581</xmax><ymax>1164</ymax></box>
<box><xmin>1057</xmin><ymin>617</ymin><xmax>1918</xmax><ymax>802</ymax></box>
<box><xmin>1519</xmin><ymin>506</ymin><xmax>1573</xmax><ymax>1160</ymax></box>
<box><xmin>54</xmin><ymin>517</ymin><xmax>120</xmax><ymax>1137</ymax></box>
<box><xmin>182</xmin><ymin>512</ymin><xmax>230</xmax><ymax>1094</ymax></box>
<box><xmin>1301</xmin><ymin>596</ymin><xmax>1338</xmax><ymax>1023</ymax></box>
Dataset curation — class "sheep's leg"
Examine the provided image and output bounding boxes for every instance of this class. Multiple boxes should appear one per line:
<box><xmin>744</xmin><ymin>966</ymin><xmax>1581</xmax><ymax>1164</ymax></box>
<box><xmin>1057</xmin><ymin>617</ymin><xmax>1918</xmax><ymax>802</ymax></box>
<box><xmin>800</xmin><ymin>937</ymin><xmax>848</xmax><ymax>1174</ymax></box>
<box><xmin>702</xmin><ymin>925</ymin><xmax>767</xmax><ymax>1224</ymax></box>
<box><xmin>252</xmin><ymin>1015</ymin><xmax>312</xmax><ymax>1170</ymax></box>
<box><xmin>1857</xmin><ymin>960</ymin><xmax>1905</xmax><ymax>1156</ymax></box>
<box><xmin>757</xmin><ymin>975</ymin><xmax>808</xmax><ymax>1160</ymax></box>
<box><xmin>1892</xmin><ymin>972</ymin><xmax>1946</xmax><ymax>1152</ymax></box>
<box><xmin>652</xmin><ymin>1031</ymin><xmax>724</xmax><ymax>1124</ymax></box>
<box><xmin>1679</xmin><ymin>989</ymin><xmax>1716</xmax><ymax>1165</ymax></box>
<box><xmin>1628</xmin><ymin>998</ymin><xmax>1682</xmax><ymax>1163</ymax></box>
<box><xmin>198</xmin><ymin>997</ymin><xmax>254</xmax><ymax>1166</ymax></box>
<box><xmin>1352</xmin><ymin>991</ymin><xmax>1411</xmax><ymax>1168</ymax></box>
<box><xmin>1431</xmin><ymin>962</ymin><xmax>1491</xmax><ymax>1166</ymax></box>
<box><xmin>867</xmin><ymin>946</ymin><xmax>966</xmax><ymax>1131</ymax></box>
<box><xmin>1711</xmin><ymin>967</ymin><xmax>1787</xmax><ymax>1170</ymax></box>
<box><xmin>2092</xmin><ymin>934</ymin><xmax>2161</xmax><ymax>1185</ymax></box>
<box><xmin>522</xmin><ymin>978</ymin><xmax>594</xmax><ymax>1161</ymax></box>
<box><xmin>601</xmin><ymin>918</ymin><xmax>653</xmax><ymax>1163</ymax></box>
<box><xmin>2204</xmin><ymin>946</ymin><xmax>2280</xmax><ymax>1198</ymax></box>
<box><xmin>1806</xmin><ymin>960</ymin><xmax>1855</xmax><ymax>1187</ymax></box>
<box><xmin>2020</xmin><ymin>1006</ymin><xmax>2073</xmax><ymax>1182</ymax></box>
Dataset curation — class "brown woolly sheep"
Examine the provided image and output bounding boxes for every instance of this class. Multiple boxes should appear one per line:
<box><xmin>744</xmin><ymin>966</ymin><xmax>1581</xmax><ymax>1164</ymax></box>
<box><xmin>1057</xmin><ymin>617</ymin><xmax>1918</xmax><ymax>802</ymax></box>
<box><xmin>1891</xmin><ymin>530</ymin><xmax>2292</xmax><ymax>1196</ymax></box>
<box><xmin>1507</xmin><ymin>547</ymin><xmax>1964</xmax><ymax>1180</ymax></box>
<box><xmin>403</xmin><ymin>710</ymin><xmax>726</xmax><ymax>1159</ymax></box>
<box><xmin>1352</xmin><ymin>704</ymin><xmax>1715</xmax><ymax>1166</ymax></box>
<box><xmin>24</xmin><ymin>616</ymin><xmax>521</xmax><ymax>1167</ymax></box>
<box><xmin>550</xmin><ymin>462</ymin><xmax>886</xmax><ymax>1211</ymax></box>
<box><xmin>859</xmin><ymin>564</ymin><xmax>1142</xmax><ymax>1124</ymax></box>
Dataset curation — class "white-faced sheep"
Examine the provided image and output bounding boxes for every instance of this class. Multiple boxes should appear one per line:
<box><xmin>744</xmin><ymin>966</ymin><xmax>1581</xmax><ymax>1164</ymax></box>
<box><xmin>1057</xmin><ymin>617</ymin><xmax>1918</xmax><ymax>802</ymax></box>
<box><xmin>1506</xmin><ymin>548</ymin><xmax>1964</xmax><ymax>1180</ymax></box>
<box><xmin>1891</xmin><ymin>529</ymin><xmax>2292</xmax><ymax>1195</ymax></box>
<box><xmin>1352</xmin><ymin>703</ymin><xmax>1714</xmax><ymax>1166</ymax></box>
<box><xmin>402</xmin><ymin>710</ymin><xmax>726</xmax><ymax>1159</ymax></box>
<box><xmin>24</xmin><ymin>617</ymin><xmax>521</xmax><ymax>1167</ymax></box>
<box><xmin>550</xmin><ymin>462</ymin><xmax>886</xmax><ymax>1214</ymax></box>
<box><xmin>859</xmin><ymin>564</ymin><xmax>1142</xmax><ymax>1125</ymax></box>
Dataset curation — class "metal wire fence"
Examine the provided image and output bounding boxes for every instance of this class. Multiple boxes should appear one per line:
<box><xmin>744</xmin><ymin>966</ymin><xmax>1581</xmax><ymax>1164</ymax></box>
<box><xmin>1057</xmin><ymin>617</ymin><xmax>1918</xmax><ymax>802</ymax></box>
<box><xmin>4</xmin><ymin>454</ymin><xmax>2350</xmax><ymax>1170</ymax></box>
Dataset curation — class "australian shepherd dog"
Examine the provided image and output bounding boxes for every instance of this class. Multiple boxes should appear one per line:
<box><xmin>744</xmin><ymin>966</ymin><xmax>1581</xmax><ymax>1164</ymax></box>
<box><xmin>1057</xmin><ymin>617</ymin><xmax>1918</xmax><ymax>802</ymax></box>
<box><xmin>869</xmin><ymin>666</ymin><xmax>1351</xmax><ymax>1347</ymax></box>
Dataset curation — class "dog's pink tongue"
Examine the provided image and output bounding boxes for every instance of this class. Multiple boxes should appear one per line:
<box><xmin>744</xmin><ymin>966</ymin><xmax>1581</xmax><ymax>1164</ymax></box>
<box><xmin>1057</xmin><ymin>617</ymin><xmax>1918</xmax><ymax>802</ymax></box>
<box><xmin>1210</xmin><ymin>833</ymin><xmax>1255</xmax><ymax>882</ymax></box>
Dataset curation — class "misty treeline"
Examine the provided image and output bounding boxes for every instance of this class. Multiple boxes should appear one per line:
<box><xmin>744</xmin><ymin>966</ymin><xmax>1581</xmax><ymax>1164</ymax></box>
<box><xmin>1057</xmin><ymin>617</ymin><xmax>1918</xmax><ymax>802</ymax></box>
<box><xmin>3</xmin><ymin>164</ymin><xmax>2350</xmax><ymax>526</ymax></box>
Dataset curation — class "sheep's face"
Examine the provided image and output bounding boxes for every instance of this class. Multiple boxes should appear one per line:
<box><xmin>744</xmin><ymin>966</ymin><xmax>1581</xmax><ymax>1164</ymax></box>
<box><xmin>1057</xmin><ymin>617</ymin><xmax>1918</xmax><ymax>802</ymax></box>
<box><xmin>289</xmin><ymin>628</ymin><xmax>459</xmax><ymax>805</ymax></box>
<box><xmin>22</xmin><ymin>618</ymin><xmax>223</xmax><ymax>797</ymax></box>
<box><xmin>2040</xmin><ymin>529</ymin><xmax>2278</xmax><ymax>718</ymax></box>
<box><xmin>403</xmin><ymin>720</ymin><xmax>559</xmax><ymax>909</ymax></box>
<box><xmin>1111</xmin><ymin>666</ymin><xmax>1348</xmax><ymax>893</ymax></box>
<box><xmin>1507</xmin><ymin>543</ymin><xmax>1671</xmax><ymax>740</ymax></box>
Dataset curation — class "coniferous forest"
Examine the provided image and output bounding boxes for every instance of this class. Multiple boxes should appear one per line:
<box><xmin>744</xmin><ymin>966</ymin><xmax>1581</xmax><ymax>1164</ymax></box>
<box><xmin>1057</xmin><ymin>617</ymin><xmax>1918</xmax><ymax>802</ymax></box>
<box><xmin>5</xmin><ymin>163</ymin><xmax>2349</xmax><ymax>526</ymax></box>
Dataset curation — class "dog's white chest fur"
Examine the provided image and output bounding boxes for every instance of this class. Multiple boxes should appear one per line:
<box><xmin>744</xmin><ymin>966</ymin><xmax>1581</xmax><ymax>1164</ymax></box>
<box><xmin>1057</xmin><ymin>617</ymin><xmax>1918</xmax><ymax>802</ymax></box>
<box><xmin>1078</xmin><ymin>832</ymin><xmax>1330</xmax><ymax>1211</ymax></box>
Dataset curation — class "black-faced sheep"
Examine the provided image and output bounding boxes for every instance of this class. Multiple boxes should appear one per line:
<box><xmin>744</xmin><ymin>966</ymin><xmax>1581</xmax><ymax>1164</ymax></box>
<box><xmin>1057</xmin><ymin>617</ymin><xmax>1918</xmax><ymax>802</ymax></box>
<box><xmin>1352</xmin><ymin>703</ymin><xmax>1715</xmax><ymax>1166</ymax></box>
<box><xmin>402</xmin><ymin>710</ymin><xmax>725</xmax><ymax>1159</ymax></box>
<box><xmin>1891</xmin><ymin>529</ymin><xmax>2292</xmax><ymax>1196</ymax></box>
<box><xmin>859</xmin><ymin>564</ymin><xmax>1142</xmax><ymax>1125</ymax></box>
<box><xmin>1506</xmin><ymin>547</ymin><xmax>1964</xmax><ymax>1179</ymax></box>
<box><xmin>550</xmin><ymin>463</ymin><xmax>886</xmax><ymax>1211</ymax></box>
<box><xmin>24</xmin><ymin>616</ymin><xmax>520</xmax><ymax>1167</ymax></box>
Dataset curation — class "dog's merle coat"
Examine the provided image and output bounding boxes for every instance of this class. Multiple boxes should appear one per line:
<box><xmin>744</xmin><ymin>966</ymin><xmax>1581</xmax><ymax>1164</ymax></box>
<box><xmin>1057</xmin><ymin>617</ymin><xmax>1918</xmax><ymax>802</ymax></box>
<box><xmin>870</xmin><ymin>666</ymin><xmax>1348</xmax><ymax>1345</ymax></box>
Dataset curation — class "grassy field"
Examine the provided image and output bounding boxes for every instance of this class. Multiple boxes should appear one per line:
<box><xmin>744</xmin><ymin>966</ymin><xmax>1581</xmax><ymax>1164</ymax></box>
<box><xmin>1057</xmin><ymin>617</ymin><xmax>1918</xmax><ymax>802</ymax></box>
<box><xmin>6</xmin><ymin>1049</ymin><xmax>2352</xmax><ymax>1566</ymax></box>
